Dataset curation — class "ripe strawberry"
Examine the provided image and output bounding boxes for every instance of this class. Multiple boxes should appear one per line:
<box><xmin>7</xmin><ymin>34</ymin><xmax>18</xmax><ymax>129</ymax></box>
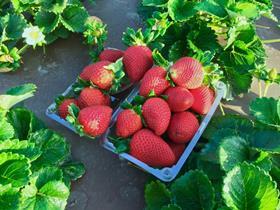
<box><xmin>116</xmin><ymin>109</ymin><xmax>143</xmax><ymax>138</ymax></box>
<box><xmin>78</xmin><ymin>105</ymin><xmax>112</xmax><ymax>137</ymax></box>
<box><xmin>168</xmin><ymin>111</ymin><xmax>199</xmax><ymax>143</ymax></box>
<box><xmin>123</xmin><ymin>46</ymin><xmax>153</xmax><ymax>82</ymax></box>
<box><xmin>142</xmin><ymin>97</ymin><xmax>171</xmax><ymax>135</ymax></box>
<box><xmin>78</xmin><ymin>87</ymin><xmax>110</xmax><ymax>109</ymax></box>
<box><xmin>130</xmin><ymin>129</ymin><xmax>175</xmax><ymax>167</ymax></box>
<box><xmin>167</xmin><ymin>142</ymin><xmax>186</xmax><ymax>162</ymax></box>
<box><xmin>80</xmin><ymin>61</ymin><xmax>111</xmax><ymax>81</ymax></box>
<box><xmin>89</xmin><ymin>65</ymin><xmax>115</xmax><ymax>90</ymax></box>
<box><xmin>58</xmin><ymin>99</ymin><xmax>78</xmax><ymax>119</ymax></box>
<box><xmin>139</xmin><ymin>66</ymin><xmax>170</xmax><ymax>97</ymax></box>
<box><xmin>99</xmin><ymin>49</ymin><xmax>124</xmax><ymax>62</ymax></box>
<box><xmin>164</xmin><ymin>87</ymin><xmax>194</xmax><ymax>112</ymax></box>
<box><xmin>190</xmin><ymin>86</ymin><xmax>214</xmax><ymax>115</ymax></box>
<box><xmin>170</xmin><ymin>57</ymin><xmax>204</xmax><ymax>89</ymax></box>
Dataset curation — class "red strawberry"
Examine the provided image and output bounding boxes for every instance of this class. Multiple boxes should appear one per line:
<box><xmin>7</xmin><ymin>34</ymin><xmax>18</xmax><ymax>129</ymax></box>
<box><xmin>142</xmin><ymin>97</ymin><xmax>171</xmax><ymax>135</ymax></box>
<box><xmin>168</xmin><ymin>111</ymin><xmax>199</xmax><ymax>143</ymax></box>
<box><xmin>170</xmin><ymin>57</ymin><xmax>204</xmax><ymax>89</ymax></box>
<box><xmin>78</xmin><ymin>105</ymin><xmax>112</xmax><ymax>137</ymax></box>
<box><xmin>123</xmin><ymin>46</ymin><xmax>153</xmax><ymax>82</ymax></box>
<box><xmin>89</xmin><ymin>65</ymin><xmax>115</xmax><ymax>90</ymax></box>
<box><xmin>167</xmin><ymin>142</ymin><xmax>186</xmax><ymax>162</ymax></box>
<box><xmin>58</xmin><ymin>99</ymin><xmax>78</xmax><ymax>119</ymax></box>
<box><xmin>139</xmin><ymin>66</ymin><xmax>170</xmax><ymax>97</ymax></box>
<box><xmin>78</xmin><ymin>87</ymin><xmax>110</xmax><ymax>109</ymax></box>
<box><xmin>130</xmin><ymin>129</ymin><xmax>175</xmax><ymax>167</ymax></box>
<box><xmin>116</xmin><ymin>109</ymin><xmax>143</xmax><ymax>138</ymax></box>
<box><xmin>164</xmin><ymin>87</ymin><xmax>194</xmax><ymax>112</ymax></box>
<box><xmin>80</xmin><ymin>61</ymin><xmax>111</xmax><ymax>81</ymax></box>
<box><xmin>190</xmin><ymin>86</ymin><xmax>214</xmax><ymax>115</ymax></box>
<box><xmin>99</xmin><ymin>49</ymin><xmax>124</xmax><ymax>62</ymax></box>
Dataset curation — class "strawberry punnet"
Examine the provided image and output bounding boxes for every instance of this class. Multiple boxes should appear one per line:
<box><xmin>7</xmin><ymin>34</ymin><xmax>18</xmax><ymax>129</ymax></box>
<box><xmin>130</xmin><ymin>129</ymin><xmax>176</xmax><ymax>167</ymax></box>
<box><xmin>164</xmin><ymin>86</ymin><xmax>194</xmax><ymax>112</ymax></box>
<box><xmin>116</xmin><ymin>109</ymin><xmax>143</xmax><ymax>138</ymax></box>
<box><xmin>99</xmin><ymin>49</ymin><xmax>124</xmax><ymax>62</ymax></box>
<box><xmin>78</xmin><ymin>105</ymin><xmax>112</xmax><ymax>137</ymax></box>
<box><xmin>142</xmin><ymin>97</ymin><xmax>171</xmax><ymax>136</ymax></box>
<box><xmin>190</xmin><ymin>86</ymin><xmax>215</xmax><ymax>115</ymax></box>
<box><xmin>139</xmin><ymin>66</ymin><xmax>170</xmax><ymax>97</ymax></box>
<box><xmin>80</xmin><ymin>61</ymin><xmax>111</xmax><ymax>81</ymax></box>
<box><xmin>167</xmin><ymin>142</ymin><xmax>186</xmax><ymax>162</ymax></box>
<box><xmin>58</xmin><ymin>98</ymin><xmax>78</xmax><ymax>119</ymax></box>
<box><xmin>78</xmin><ymin>87</ymin><xmax>110</xmax><ymax>109</ymax></box>
<box><xmin>168</xmin><ymin>111</ymin><xmax>199</xmax><ymax>143</ymax></box>
<box><xmin>170</xmin><ymin>57</ymin><xmax>204</xmax><ymax>89</ymax></box>
<box><xmin>122</xmin><ymin>46</ymin><xmax>153</xmax><ymax>82</ymax></box>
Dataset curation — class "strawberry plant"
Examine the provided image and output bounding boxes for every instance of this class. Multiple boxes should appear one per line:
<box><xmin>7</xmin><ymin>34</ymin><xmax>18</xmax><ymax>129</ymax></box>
<box><xmin>0</xmin><ymin>0</ymin><xmax>107</xmax><ymax>72</ymax></box>
<box><xmin>0</xmin><ymin>84</ymin><xmax>85</xmax><ymax>210</ymax></box>
<box><xmin>144</xmin><ymin>96</ymin><xmax>280</xmax><ymax>209</ymax></box>
<box><xmin>123</xmin><ymin>0</ymin><xmax>280</xmax><ymax>98</ymax></box>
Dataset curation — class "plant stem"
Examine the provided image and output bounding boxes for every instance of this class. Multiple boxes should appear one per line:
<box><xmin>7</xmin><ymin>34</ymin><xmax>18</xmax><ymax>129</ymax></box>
<box><xmin>263</xmin><ymin>82</ymin><xmax>271</xmax><ymax>97</ymax></box>
<box><xmin>18</xmin><ymin>44</ymin><xmax>30</xmax><ymax>55</ymax></box>
<box><xmin>256</xmin><ymin>24</ymin><xmax>270</xmax><ymax>29</ymax></box>
<box><xmin>43</xmin><ymin>45</ymin><xmax>46</xmax><ymax>55</ymax></box>
<box><xmin>258</xmin><ymin>80</ymin><xmax>262</xmax><ymax>97</ymax></box>
<box><xmin>262</xmin><ymin>39</ymin><xmax>280</xmax><ymax>44</ymax></box>
<box><xmin>219</xmin><ymin>102</ymin><xmax>225</xmax><ymax>116</ymax></box>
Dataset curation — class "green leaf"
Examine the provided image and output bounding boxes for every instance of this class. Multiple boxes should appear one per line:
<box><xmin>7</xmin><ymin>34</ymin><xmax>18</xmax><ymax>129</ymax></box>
<box><xmin>7</xmin><ymin>108</ymin><xmax>45</xmax><ymax>140</ymax></box>
<box><xmin>0</xmin><ymin>119</ymin><xmax>14</xmax><ymax>141</ymax></box>
<box><xmin>61</xmin><ymin>161</ymin><xmax>85</xmax><ymax>181</ymax></box>
<box><xmin>28</xmin><ymin>129</ymin><xmax>70</xmax><ymax>171</ymax></box>
<box><xmin>219</xmin><ymin>136</ymin><xmax>250</xmax><ymax>171</ymax></box>
<box><xmin>249</xmin><ymin>97</ymin><xmax>280</xmax><ymax>129</ymax></box>
<box><xmin>161</xmin><ymin>204</ymin><xmax>182</xmax><ymax>210</ymax></box>
<box><xmin>2</xmin><ymin>13</ymin><xmax>27</xmax><ymax>40</ymax></box>
<box><xmin>250</xmin><ymin>130</ymin><xmax>280</xmax><ymax>154</ymax></box>
<box><xmin>38</xmin><ymin>0</ymin><xmax>67</xmax><ymax>14</ymax></box>
<box><xmin>168</xmin><ymin>41</ymin><xmax>186</xmax><ymax>62</ymax></box>
<box><xmin>0</xmin><ymin>152</ymin><xmax>31</xmax><ymax>188</ymax></box>
<box><xmin>20</xmin><ymin>167</ymin><xmax>69</xmax><ymax>210</ymax></box>
<box><xmin>171</xmin><ymin>170</ymin><xmax>215</xmax><ymax>210</ymax></box>
<box><xmin>203</xmin><ymin>115</ymin><xmax>254</xmax><ymax>140</ymax></box>
<box><xmin>223</xmin><ymin>163</ymin><xmax>278</xmax><ymax>210</ymax></box>
<box><xmin>195</xmin><ymin>0</ymin><xmax>227</xmax><ymax>17</ymax></box>
<box><xmin>0</xmin><ymin>139</ymin><xmax>41</xmax><ymax>161</ymax></box>
<box><xmin>145</xmin><ymin>181</ymin><xmax>171</xmax><ymax>210</ymax></box>
<box><xmin>61</xmin><ymin>5</ymin><xmax>89</xmax><ymax>32</ymax></box>
<box><xmin>0</xmin><ymin>84</ymin><xmax>37</xmax><ymax>110</ymax></box>
<box><xmin>233</xmin><ymin>2</ymin><xmax>260</xmax><ymax>19</ymax></box>
<box><xmin>0</xmin><ymin>184</ymin><xmax>20</xmax><ymax>210</ymax></box>
<box><xmin>35</xmin><ymin>11</ymin><xmax>60</xmax><ymax>34</ymax></box>
<box><xmin>142</xmin><ymin>0</ymin><xmax>168</xmax><ymax>7</ymax></box>
<box><xmin>167</xmin><ymin>0</ymin><xmax>197</xmax><ymax>22</ymax></box>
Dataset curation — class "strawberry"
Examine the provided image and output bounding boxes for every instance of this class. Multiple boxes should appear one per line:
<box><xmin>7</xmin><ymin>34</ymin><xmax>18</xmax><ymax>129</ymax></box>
<box><xmin>116</xmin><ymin>109</ymin><xmax>143</xmax><ymax>138</ymax></box>
<box><xmin>130</xmin><ymin>129</ymin><xmax>175</xmax><ymax>167</ymax></box>
<box><xmin>78</xmin><ymin>87</ymin><xmax>110</xmax><ymax>109</ymax></box>
<box><xmin>164</xmin><ymin>87</ymin><xmax>194</xmax><ymax>112</ymax></box>
<box><xmin>123</xmin><ymin>46</ymin><xmax>153</xmax><ymax>82</ymax></box>
<box><xmin>58</xmin><ymin>99</ymin><xmax>78</xmax><ymax>119</ymax></box>
<box><xmin>139</xmin><ymin>66</ymin><xmax>170</xmax><ymax>97</ymax></box>
<box><xmin>190</xmin><ymin>86</ymin><xmax>215</xmax><ymax>115</ymax></box>
<box><xmin>167</xmin><ymin>142</ymin><xmax>186</xmax><ymax>162</ymax></box>
<box><xmin>80</xmin><ymin>61</ymin><xmax>111</xmax><ymax>81</ymax></box>
<box><xmin>170</xmin><ymin>57</ymin><xmax>204</xmax><ymax>89</ymax></box>
<box><xmin>167</xmin><ymin>111</ymin><xmax>199</xmax><ymax>143</ymax></box>
<box><xmin>99</xmin><ymin>49</ymin><xmax>124</xmax><ymax>62</ymax></box>
<box><xmin>89</xmin><ymin>65</ymin><xmax>114</xmax><ymax>90</ymax></box>
<box><xmin>142</xmin><ymin>97</ymin><xmax>171</xmax><ymax>135</ymax></box>
<box><xmin>78</xmin><ymin>105</ymin><xmax>112</xmax><ymax>137</ymax></box>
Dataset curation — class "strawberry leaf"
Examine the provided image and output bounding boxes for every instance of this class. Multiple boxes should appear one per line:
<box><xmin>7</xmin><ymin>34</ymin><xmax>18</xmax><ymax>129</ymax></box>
<box><xmin>161</xmin><ymin>204</ymin><xmax>182</xmax><ymax>210</ymax></box>
<box><xmin>108</xmin><ymin>136</ymin><xmax>130</xmax><ymax>154</ymax></box>
<box><xmin>0</xmin><ymin>184</ymin><xmax>20</xmax><ymax>210</ymax></box>
<box><xmin>250</xmin><ymin>130</ymin><xmax>280</xmax><ymax>154</ymax></box>
<box><xmin>223</xmin><ymin>162</ymin><xmax>278</xmax><ymax>210</ymax></box>
<box><xmin>167</xmin><ymin>0</ymin><xmax>197</xmax><ymax>22</ymax></box>
<box><xmin>132</xmin><ymin>95</ymin><xmax>146</xmax><ymax>105</ymax></box>
<box><xmin>35</xmin><ymin>10</ymin><xmax>60</xmax><ymax>34</ymax></box>
<box><xmin>39</xmin><ymin>0</ymin><xmax>67</xmax><ymax>14</ymax></box>
<box><xmin>145</xmin><ymin>180</ymin><xmax>172</xmax><ymax>210</ymax></box>
<box><xmin>152</xmin><ymin>50</ymin><xmax>170</xmax><ymax>68</ymax></box>
<box><xmin>142</xmin><ymin>0</ymin><xmax>168</xmax><ymax>7</ymax></box>
<box><xmin>171</xmin><ymin>170</ymin><xmax>215</xmax><ymax>210</ymax></box>
<box><xmin>249</xmin><ymin>97</ymin><xmax>280</xmax><ymax>129</ymax></box>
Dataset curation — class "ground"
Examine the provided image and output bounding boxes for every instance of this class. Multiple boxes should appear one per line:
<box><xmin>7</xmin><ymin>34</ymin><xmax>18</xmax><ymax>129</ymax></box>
<box><xmin>0</xmin><ymin>1</ymin><xmax>280</xmax><ymax>209</ymax></box>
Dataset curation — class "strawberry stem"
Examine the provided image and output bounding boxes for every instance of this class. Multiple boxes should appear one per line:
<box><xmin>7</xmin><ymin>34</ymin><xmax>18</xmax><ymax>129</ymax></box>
<box><xmin>258</xmin><ymin>80</ymin><xmax>262</xmax><ymax>98</ymax></box>
<box><xmin>219</xmin><ymin>102</ymin><xmax>225</xmax><ymax>116</ymax></box>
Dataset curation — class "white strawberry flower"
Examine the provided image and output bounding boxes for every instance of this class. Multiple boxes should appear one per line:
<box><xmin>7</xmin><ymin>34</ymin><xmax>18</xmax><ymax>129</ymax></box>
<box><xmin>22</xmin><ymin>26</ymin><xmax>45</xmax><ymax>48</ymax></box>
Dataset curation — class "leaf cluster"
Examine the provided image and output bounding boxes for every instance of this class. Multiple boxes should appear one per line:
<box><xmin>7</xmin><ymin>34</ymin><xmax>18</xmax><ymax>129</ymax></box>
<box><xmin>0</xmin><ymin>84</ymin><xmax>85</xmax><ymax>210</ymax></box>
